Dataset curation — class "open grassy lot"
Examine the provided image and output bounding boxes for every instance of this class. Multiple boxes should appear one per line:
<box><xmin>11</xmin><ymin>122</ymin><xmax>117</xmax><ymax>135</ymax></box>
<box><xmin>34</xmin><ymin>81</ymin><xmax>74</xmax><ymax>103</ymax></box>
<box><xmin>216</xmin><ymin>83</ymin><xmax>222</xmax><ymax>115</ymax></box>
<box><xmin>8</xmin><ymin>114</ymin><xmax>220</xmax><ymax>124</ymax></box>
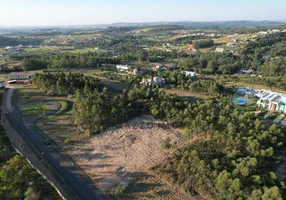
<box><xmin>24</xmin><ymin>47</ymin><xmax>100</xmax><ymax>55</ymax></box>
<box><xmin>65</xmin><ymin>48</ymin><xmax>99</xmax><ymax>54</ymax></box>
<box><xmin>164</xmin><ymin>88</ymin><xmax>216</xmax><ymax>99</ymax></box>
<box><xmin>0</xmin><ymin>48</ymin><xmax>5</xmax><ymax>54</ymax></box>
<box><xmin>0</xmin><ymin>73</ymin><xmax>8</xmax><ymax>81</ymax></box>
<box><xmin>15</xmin><ymin>87</ymin><xmax>86</xmax><ymax>143</ymax></box>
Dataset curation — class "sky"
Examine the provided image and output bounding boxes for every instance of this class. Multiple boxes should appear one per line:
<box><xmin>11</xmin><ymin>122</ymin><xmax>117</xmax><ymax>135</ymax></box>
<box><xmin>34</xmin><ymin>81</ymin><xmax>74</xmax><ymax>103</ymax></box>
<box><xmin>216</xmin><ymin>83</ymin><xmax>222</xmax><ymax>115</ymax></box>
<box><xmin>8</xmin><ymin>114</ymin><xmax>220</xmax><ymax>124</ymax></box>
<box><xmin>0</xmin><ymin>0</ymin><xmax>285</xmax><ymax>26</ymax></box>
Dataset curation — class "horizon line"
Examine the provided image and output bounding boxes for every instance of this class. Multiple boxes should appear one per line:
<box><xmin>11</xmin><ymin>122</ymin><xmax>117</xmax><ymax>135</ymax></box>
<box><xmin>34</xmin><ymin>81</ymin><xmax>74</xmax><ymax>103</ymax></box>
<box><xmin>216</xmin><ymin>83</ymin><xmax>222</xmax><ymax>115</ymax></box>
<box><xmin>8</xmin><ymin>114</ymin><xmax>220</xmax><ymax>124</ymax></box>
<box><xmin>0</xmin><ymin>19</ymin><xmax>285</xmax><ymax>29</ymax></box>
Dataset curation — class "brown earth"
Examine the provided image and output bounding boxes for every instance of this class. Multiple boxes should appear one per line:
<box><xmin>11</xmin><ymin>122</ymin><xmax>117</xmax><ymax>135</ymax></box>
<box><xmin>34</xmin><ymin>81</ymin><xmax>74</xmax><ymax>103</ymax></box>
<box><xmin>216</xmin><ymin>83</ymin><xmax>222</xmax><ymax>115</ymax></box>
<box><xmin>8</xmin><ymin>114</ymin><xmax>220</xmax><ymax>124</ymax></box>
<box><xmin>67</xmin><ymin>115</ymin><xmax>182</xmax><ymax>193</ymax></box>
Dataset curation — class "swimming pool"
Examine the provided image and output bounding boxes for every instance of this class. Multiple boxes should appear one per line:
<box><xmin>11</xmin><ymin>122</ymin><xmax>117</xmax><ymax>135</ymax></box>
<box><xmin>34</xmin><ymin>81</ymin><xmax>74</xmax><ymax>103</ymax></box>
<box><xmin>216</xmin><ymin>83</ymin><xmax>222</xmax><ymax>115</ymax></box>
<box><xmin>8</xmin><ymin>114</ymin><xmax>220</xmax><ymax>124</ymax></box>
<box><xmin>232</xmin><ymin>97</ymin><xmax>249</xmax><ymax>105</ymax></box>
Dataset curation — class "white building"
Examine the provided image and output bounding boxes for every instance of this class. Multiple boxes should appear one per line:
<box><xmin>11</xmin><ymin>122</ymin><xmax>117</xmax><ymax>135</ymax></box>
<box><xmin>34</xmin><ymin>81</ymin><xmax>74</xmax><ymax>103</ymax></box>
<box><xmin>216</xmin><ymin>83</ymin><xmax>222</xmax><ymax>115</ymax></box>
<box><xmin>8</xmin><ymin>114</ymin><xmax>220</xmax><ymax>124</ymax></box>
<box><xmin>142</xmin><ymin>77</ymin><xmax>165</xmax><ymax>86</ymax></box>
<box><xmin>116</xmin><ymin>65</ymin><xmax>130</xmax><ymax>71</ymax></box>
<box><xmin>8</xmin><ymin>72</ymin><xmax>31</xmax><ymax>80</ymax></box>
<box><xmin>216</xmin><ymin>48</ymin><xmax>225</xmax><ymax>53</ymax></box>
<box><xmin>0</xmin><ymin>81</ymin><xmax>5</xmax><ymax>88</ymax></box>
<box><xmin>182</xmin><ymin>71</ymin><xmax>197</xmax><ymax>77</ymax></box>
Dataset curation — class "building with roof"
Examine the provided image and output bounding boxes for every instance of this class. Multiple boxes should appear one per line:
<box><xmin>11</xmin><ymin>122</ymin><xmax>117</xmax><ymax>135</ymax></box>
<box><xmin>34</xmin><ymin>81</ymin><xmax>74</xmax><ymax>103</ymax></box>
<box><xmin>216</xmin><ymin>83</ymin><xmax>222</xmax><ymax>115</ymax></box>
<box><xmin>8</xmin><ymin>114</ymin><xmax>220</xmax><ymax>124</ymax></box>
<box><xmin>182</xmin><ymin>71</ymin><xmax>197</xmax><ymax>77</ymax></box>
<box><xmin>142</xmin><ymin>77</ymin><xmax>165</xmax><ymax>87</ymax></box>
<box><xmin>116</xmin><ymin>65</ymin><xmax>130</xmax><ymax>71</ymax></box>
<box><xmin>256</xmin><ymin>90</ymin><xmax>286</xmax><ymax>113</ymax></box>
<box><xmin>8</xmin><ymin>72</ymin><xmax>31</xmax><ymax>80</ymax></box>
<box><xmin>0</xmin><ymin>81</ymin><xmax>5</xmax><ymax>88</ymax></box>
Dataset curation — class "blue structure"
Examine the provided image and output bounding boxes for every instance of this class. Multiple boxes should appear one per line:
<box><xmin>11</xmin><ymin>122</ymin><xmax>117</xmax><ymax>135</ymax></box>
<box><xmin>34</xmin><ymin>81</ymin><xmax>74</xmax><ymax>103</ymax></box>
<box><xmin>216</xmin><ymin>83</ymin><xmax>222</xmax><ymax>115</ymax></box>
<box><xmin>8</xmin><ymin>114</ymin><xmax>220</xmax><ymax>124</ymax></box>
<box><xmin>233</xmin><ymin>97</ymin><xmax>249</xmax><ymax>106</ymax></box>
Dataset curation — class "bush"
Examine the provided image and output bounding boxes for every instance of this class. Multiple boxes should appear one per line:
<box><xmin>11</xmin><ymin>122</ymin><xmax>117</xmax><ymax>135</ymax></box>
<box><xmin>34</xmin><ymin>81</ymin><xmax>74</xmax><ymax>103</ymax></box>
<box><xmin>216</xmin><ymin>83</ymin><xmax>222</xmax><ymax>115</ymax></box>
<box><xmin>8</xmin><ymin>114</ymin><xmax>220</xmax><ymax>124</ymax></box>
<box><xmin>162</xmin><ymin>137</ymin><xmax>172</xmax><ymax>149</ymax></box>
<box><xmin>64</xmin><ymin>138</ymin><xmax>70</xmax><ymax>145</ymax></box>
<box><xmin>114</xmin><ymin>184</ymin><xmax>127</xmax><ymax>196</ymax></box>
<box><xmin>24</xmin><ymin>93</ymin><xmax>31</xmax><ymax>99</ymax></box>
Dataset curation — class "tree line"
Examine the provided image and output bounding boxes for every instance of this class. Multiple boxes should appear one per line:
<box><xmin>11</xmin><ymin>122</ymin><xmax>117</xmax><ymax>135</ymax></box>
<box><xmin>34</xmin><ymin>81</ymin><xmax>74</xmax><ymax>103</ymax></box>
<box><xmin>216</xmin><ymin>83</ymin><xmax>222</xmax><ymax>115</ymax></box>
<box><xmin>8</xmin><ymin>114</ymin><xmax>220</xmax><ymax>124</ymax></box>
<box><xmin>32</xmin><ymin>72</ymin><xmax>102</xmax><ymax>95</ymax></box>
<box><xmin>21</xmin><ymin>52</ymin><xmax>120</xmax><ymax>71</ymax></box>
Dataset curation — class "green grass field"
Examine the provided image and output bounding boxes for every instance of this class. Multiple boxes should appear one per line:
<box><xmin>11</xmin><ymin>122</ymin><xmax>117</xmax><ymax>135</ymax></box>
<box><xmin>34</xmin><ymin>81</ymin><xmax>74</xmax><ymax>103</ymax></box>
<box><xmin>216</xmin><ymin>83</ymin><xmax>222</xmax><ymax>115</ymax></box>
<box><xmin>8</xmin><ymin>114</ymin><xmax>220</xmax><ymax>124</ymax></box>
<box><xmin>24</xmin><ymin>47</ymin><xmax>100</xmax><ymax>54</ymax></box>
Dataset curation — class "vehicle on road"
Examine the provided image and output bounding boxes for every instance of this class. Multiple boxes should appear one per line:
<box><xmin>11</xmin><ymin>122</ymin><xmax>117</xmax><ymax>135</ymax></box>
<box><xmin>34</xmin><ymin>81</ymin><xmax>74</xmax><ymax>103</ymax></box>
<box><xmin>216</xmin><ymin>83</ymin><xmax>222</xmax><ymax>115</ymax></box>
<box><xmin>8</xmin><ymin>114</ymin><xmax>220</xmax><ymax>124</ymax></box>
<box><xmin>44</xmin><ymin>139</ymin><xmax>51</xmax><ymax>145</ymax></box>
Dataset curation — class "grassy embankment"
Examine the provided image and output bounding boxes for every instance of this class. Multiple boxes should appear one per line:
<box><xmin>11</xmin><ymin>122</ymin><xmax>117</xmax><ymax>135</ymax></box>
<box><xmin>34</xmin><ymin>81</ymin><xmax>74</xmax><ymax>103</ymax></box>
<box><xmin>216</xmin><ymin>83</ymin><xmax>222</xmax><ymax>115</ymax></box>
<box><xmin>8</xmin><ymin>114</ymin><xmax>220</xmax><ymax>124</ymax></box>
<box><xmin>0</xmin><ymin>90</ymin><xmax>61</xmax><ymax>199</ymax></box>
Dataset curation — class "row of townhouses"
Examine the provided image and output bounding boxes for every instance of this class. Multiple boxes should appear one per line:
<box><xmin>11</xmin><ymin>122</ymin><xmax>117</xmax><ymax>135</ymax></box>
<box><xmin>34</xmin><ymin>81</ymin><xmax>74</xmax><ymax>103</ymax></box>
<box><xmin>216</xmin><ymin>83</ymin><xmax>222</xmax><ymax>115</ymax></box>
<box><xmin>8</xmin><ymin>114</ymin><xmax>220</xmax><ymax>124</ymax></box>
<box><xmin>256</xmin><ymin>90</ymin><xmax>286</xmax><ymax>113</ymax></box>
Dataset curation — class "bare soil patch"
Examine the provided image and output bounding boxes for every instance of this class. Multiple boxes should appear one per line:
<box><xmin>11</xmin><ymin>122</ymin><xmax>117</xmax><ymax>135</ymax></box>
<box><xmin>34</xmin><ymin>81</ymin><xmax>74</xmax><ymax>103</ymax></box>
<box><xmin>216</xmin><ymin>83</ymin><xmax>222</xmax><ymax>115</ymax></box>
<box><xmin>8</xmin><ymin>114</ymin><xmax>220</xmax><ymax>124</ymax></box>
<box><xmin>67</xmin><ymin>115</ymin><xmax>182</xmax><ymax>193</ymax></box>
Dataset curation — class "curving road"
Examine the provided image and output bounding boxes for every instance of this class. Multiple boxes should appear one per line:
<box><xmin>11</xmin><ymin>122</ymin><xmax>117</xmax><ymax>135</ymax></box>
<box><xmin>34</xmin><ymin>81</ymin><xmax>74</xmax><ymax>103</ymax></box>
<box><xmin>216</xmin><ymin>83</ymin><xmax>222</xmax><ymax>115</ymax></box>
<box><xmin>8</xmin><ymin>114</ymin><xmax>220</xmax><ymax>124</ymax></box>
<box><xmin>3</xmin><ymin>88</ymin><xmax>107</xmax><ymax>200</ymax></box>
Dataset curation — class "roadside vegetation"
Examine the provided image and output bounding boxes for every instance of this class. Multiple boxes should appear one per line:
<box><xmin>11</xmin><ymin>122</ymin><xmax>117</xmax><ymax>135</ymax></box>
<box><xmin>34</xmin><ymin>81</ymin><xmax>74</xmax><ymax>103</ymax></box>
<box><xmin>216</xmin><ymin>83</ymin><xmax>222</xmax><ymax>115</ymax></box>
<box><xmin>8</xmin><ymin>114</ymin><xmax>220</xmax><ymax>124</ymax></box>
<box><xmin>0</xmin><ymin>91</ymin><xmax>61</xmax><ymax>200</ymax></box>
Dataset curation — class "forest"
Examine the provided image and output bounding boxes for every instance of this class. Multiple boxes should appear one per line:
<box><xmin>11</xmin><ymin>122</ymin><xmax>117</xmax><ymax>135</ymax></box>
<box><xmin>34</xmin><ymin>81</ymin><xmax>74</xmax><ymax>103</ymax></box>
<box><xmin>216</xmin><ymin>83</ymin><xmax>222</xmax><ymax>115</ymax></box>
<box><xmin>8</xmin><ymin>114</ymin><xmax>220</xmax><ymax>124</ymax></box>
<box><xmin>0</xmin><ymin>36</ymin><xmax>43</xmax><ymax>46</ymax></box>
<box><xmin>20</xmin><ymin>53</ymin><xmax>120</xmax><ymax>70</ymax></box>
<box><xmin>192</xmin><ymin>39</ymin><xmax>214</xmax><ymax>49</ymax></box>
<box><xmin>152</xmin><ymin>98</ymin><xmax>286</xmax><ymax>199</ymax></box>
<box><xmin>32</xmin><ymin>72</ymin><xmax>102</xmax><ymax>95</ymax></box>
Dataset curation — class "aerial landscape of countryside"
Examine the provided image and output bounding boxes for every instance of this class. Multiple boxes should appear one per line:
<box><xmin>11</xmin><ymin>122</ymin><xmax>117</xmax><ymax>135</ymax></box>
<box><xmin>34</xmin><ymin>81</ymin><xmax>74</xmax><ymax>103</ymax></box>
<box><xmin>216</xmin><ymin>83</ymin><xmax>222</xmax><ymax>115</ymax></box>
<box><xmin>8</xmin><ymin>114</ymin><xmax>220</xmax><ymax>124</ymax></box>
<box><xmin>1</xmin><ymin>0</ymin><xmax>286</xmax><ymax>200</ymax></box>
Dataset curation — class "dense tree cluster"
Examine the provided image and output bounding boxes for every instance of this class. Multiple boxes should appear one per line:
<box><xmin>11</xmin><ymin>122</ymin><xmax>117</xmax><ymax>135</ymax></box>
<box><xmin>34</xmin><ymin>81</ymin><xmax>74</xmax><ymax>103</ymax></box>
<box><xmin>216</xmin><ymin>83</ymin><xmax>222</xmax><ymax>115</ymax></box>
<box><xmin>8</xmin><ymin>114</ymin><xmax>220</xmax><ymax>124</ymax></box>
<box><xmin>178</xmin><ymin>52</ymin><xmax>241</xmax><ymax>74</ymax></box>
<box><xmin>171</xmin><ymin>36</ymin><xmax>207</xmax><ymax>46</ymax></box>
<box><xmin>192</xmin><ymin>39</ymin><xmax>214</xmax><ymax>49</ymax></box>
<box><xmin>32</xmin><ymin>72</ymin><xmax>101</xmax><ymax>95</ymax></box>
<box><xmin>0</xmin><ymin>36</ymin><xmax>43</xmax><ymax>46</ymax></box>
<box><xmin>152</xmin><ymin>99</ymin><xmax>286</xmax><ymax>199</ymax></box>
<box><xmin>72</xmin><ymin>86</ymin><xmax>148</xmax><ymax>134</ymax></box>
<box><xmin>21</xmin><ymin>52</ymin><xmax>120</xmax><ymax>71</ymax></box>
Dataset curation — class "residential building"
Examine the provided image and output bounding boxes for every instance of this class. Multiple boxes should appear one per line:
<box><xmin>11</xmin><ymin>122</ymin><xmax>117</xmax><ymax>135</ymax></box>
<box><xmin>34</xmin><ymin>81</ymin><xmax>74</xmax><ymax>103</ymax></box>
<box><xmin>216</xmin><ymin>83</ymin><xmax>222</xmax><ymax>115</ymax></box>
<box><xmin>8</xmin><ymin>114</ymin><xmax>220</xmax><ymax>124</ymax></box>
<box><xmin>152</xmin><ymin>65</ymin><xmax>166</xmax><ymax>71</ymax></box>
<box><xmin>8</xmin><ymin>72</ymin><xmax>31</xmax><ymax>80</ymax></box>
<box><xmin>215</xmin><ymin>48</ymin><xmax>225</xmax><ymax>53</ymax></box>
<box><xmin>116</xmin><ymin>65</ymin><xmax>130</xmax><ymax>71</ymax></box>
<box><xmin>142</xmin><ymin>77</ymin><xmax>165</xmax><ymax>86</ymax></box>
<box><xmin>182</xmin><ymin>71</ymin><xmax>197</xmax><ymax>77</ymax></box>
<box><xmin>256</xmin><ymin>90</ymin><xmax>286</xmax><ymax>113</ymax></box>
<box><xmin>279</xmin><ymin>97</ymin><xmax>286</xmax><ymax>113</ymax></box>
<box><xmin>0</xmin><ymin>81</ymin><xmax>5</xmax><ymax>88</ymax></box>
<box><xmin>240</xmin><ymin>69</ymin><xmax>254</xmax><ymax>74</ymax></box>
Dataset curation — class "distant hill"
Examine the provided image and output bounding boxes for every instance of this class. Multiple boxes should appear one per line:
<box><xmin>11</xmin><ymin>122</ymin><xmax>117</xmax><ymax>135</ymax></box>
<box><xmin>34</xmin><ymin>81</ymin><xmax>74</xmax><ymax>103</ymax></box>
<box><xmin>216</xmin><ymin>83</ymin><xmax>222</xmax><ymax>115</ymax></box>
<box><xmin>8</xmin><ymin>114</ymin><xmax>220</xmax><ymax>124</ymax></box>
<box><xmin>110</xmin><ymin>20</ymin><xmax>286</xmax><ymax>29</ymax></box>
<box><xmin>0</xmin><ymin>20</ymin><xmax>285</xmax><ymax>31</ymax></box>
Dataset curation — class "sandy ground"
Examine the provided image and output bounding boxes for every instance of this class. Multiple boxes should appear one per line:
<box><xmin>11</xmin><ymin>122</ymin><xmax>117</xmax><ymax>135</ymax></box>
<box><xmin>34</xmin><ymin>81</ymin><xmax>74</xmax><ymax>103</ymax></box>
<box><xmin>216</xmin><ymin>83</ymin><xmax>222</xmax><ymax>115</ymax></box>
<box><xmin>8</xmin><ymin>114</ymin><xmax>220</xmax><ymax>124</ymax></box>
<box><xmin>67</xmin><ymin>115</ymin><xmax>182</xmax><ymax>192</ymax></box>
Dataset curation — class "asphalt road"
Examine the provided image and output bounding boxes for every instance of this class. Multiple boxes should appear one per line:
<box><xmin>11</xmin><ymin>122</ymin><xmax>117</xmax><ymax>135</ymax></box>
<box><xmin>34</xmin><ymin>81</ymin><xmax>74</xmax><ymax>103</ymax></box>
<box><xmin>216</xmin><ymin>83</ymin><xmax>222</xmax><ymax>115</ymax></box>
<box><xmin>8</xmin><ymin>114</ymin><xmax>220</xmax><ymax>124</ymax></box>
<box><xmin>4</xmin><ymin>89</ymin><xmax>107</xmax><ymax>200</ymax></box>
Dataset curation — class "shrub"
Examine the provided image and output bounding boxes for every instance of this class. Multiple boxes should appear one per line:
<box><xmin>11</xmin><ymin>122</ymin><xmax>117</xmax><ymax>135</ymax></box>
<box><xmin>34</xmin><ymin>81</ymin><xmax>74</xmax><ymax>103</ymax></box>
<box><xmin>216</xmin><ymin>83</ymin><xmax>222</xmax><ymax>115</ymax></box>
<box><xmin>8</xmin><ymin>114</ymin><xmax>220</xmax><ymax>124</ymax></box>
<box><xmin>64</xmin><ymin>138</ymin><xmax>70</xmax><ymax>145</ymax></box>
<box><xmin>114</xmin><ymin>184</ymin><xmax>127</xmax><ymax>196</ymax></box>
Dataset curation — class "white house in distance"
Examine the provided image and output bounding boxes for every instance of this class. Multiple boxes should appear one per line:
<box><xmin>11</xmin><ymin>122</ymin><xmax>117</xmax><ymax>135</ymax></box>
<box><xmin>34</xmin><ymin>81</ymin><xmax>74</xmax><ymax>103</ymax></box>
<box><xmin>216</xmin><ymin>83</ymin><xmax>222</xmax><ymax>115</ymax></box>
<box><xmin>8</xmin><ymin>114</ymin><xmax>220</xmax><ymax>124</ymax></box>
<box><xmin>8</xmin><ymin>72</ymin><xmax>31</xmax><ymax>80</ymax></box>
<box><xmin>182</xmin><ymin>71</ymin><xmax>197</xmax><ymax>77</ymax></box>
<box><xmin>216</xmin><ymin>48</ymin><xmax>226</xmax><ymax>53</ymax></box>
<box><xmin>142</xmin><ymin>77</ymin><xmax>165</xmax><ymax>86</ymax></box>
<box><xmin>0</xmin><ymin>81</ymin><xmax>5</xmax><ymax>88</ymax></box>
<box><xmin>116</xmin><ymin>65</ymin><xmax>130</xmax><ymax>71</ymax></box>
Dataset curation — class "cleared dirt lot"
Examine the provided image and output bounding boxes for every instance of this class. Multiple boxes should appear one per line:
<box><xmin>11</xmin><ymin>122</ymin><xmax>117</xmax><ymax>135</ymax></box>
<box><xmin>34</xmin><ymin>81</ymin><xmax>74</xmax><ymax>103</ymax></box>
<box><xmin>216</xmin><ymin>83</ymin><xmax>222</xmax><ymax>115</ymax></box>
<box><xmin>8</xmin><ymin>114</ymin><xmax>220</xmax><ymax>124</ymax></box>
<box><xmin>67</xmin><ymin>115</ymin><xmax>183</xmax><ymax>196</ymax></box>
